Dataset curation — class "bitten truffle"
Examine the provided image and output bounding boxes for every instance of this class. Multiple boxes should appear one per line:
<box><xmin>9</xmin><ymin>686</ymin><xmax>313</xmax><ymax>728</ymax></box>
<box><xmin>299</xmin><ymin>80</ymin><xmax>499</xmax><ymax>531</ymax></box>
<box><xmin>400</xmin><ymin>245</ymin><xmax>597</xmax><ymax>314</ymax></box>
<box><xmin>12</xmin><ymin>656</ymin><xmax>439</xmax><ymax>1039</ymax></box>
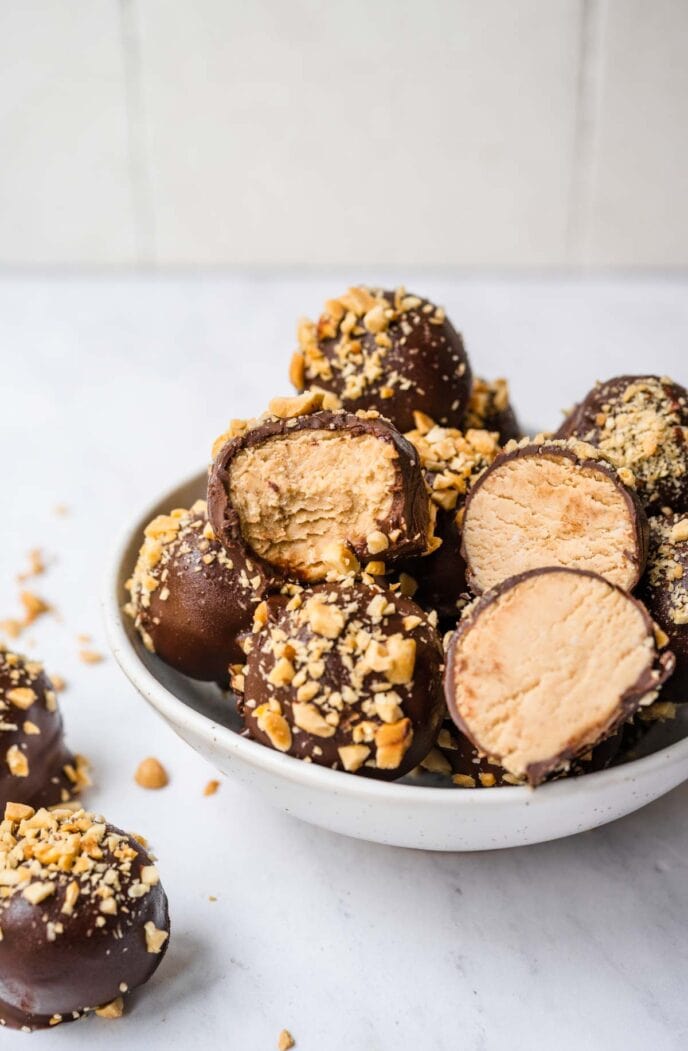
<box><xmin>0</xmin><ymin>645</ymin><xmax>86</xmax><ymax>812</ymax></box>
<box><xmin>208</xmin><ymin>396</ymin><xmax>430</xmax><ymax>583</ymax></box>
<box><xmin>0</xmin><ymin>804</ymin><xmax>170</xmax><ymax>1031</ymax></box>
<box><xmin>445</xmin><ymin>567</ymin><xmax>674</xmax><ymax>786</ymax></box>
<box><xmin>242</xmin><ymin>580</ymin><xmax>445</xmax><ymax>779</ymax></box>
<box><xmin>556</xmin><ymin>375</ymin><xmax>688</xmax><ymax>512</ymax></box>
<box><xmin>291</xmin><ymin>286</ymin><xmax>472</xmax><ymax>432</ymax></box>
<box><xmin>461</xmin><ymin>438</ymin><xmax>648</xmax><ymax>594</ymax></box>
<box><xmin>400</xmin><ymin>416</ymin><xmax>501</xmax><ymax>618</ymax></box>
<box><xmin>126</xmin><ymin>499</ymin><xmax>272</xmax><ymax>684</ymax></box>
<box><xmin>464</xmin><ymin>377</ymin><xmax>521</xmax><ymax>444</ymax></box>
<box><xmin>638</xmin><ymin>512</ymin><xmax>688</xmax><ymax>702</ymax></box>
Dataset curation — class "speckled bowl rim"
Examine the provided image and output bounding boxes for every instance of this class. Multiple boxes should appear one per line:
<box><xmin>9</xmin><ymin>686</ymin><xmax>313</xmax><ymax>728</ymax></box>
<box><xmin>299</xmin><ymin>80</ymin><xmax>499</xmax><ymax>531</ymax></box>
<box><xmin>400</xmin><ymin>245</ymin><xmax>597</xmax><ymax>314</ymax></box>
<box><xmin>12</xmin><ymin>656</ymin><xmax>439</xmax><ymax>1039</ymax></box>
<box><xmin>102</xmin><ymin>468</ymin><xmax>688</xmax><ymax>809</ymax></box>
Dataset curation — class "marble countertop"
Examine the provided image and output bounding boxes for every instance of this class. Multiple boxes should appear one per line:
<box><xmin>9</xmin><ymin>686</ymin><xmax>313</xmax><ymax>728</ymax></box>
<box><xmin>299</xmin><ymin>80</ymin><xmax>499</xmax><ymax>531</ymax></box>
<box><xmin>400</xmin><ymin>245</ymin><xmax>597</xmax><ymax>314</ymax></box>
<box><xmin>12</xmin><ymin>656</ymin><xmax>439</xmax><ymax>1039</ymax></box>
<box><xmin>2</xmin><ymin>272</ymin><xmax>687</xmax><ymax>1050</ymax></box>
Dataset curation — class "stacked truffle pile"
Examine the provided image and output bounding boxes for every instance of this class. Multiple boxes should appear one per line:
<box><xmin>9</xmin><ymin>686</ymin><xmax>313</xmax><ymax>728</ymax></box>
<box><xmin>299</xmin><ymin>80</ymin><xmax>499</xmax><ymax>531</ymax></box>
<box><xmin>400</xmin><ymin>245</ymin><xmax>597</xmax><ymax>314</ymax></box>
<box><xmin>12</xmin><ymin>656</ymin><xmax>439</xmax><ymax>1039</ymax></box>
<box><xmin>126</xmin><ymin>286</ymin><xmax>688</xmax><ymax>789</ymax></box>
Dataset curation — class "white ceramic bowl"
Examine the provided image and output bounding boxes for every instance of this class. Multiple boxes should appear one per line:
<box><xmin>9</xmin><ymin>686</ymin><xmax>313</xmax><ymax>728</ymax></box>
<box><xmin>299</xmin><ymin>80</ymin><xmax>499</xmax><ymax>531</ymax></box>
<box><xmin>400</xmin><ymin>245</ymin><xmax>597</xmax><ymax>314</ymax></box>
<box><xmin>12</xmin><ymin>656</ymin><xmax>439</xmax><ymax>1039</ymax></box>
<box><xmin>103</xmin><ymin>469</ymin><xmax>688</xmax><ymax>852</ymax></box>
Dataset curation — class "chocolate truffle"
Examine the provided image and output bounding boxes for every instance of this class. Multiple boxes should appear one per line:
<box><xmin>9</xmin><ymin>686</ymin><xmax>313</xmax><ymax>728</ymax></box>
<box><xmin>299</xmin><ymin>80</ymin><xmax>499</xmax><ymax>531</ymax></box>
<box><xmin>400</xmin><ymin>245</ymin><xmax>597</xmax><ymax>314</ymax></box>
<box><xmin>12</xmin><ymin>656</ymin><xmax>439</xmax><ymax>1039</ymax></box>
<box><xmin>242</xmin><ymin>580</ymin><xmax>444</xmax><ymax>780</ymax></box>
<box><xmin>291</xmin><ymin>286</ymin><xmax>472</xmax><ymax>432</ymax></box>
<box><xmin>0</xmin><ymin>804</ymin><xmax>170</xmax><ymax>1030</ymax></box>
<box><xmin>431</xmin><ymin>721</ymin><xmax>620</xmax><ymax>788</ymax></box>
<box><xmin>400</xmin><ymin>418</ymin><xmax>501</xmax><ymax>618</ymax></box>
<box><xmin>126</xmin><ymin>499</ymin><xmax>271</xmax><ymax>684</ymax></box>
<box><xmin>445</xmin><ymin>567</ymin><xmax>674</xmax><ymax>786</ymax></box>
<box><xmin>461</xmin><ymin>437</ymin><xmax>648</xmax><ymax>594</ymax></box>
<box><xmin>0</xmin><ymin>645</ymin><xmax>86</xmax><ymax>812</ymax></box>
<box><xmin>638</xmin><ymin>512</ymin><xmax>688</xmax><ymax>702</ymax></box>
<box><xmin>556</xmin><ymin>375</ymin><xmax>688</xmax><ymax>512</ymax></box>
<box><xmin>464</xmin><ymin>377</ymin><xmax>521</xmax><ymax>443</ymax></box>
<box><xmin>208</xmin><ymin>394</ymin><xmax>430</xmax><ymax>583</ymax></box>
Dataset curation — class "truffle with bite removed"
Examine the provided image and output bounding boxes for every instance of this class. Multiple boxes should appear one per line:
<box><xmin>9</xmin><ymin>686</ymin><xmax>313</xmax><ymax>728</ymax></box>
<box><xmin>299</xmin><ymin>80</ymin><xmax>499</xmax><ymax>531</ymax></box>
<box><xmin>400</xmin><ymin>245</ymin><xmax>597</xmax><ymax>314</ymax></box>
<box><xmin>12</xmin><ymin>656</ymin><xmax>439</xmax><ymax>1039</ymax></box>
<box><xmin>445</xmin><ymin>567</ymin><xmax>674</xmax><ymax>786</ymax></box>
<box><xmin>242</xmin><ymin>580</ymin><xmax>444</xmax><ymax>779</ymax></box>
<box><xmin>638</xmin><ymin>512</ymin><xmax>688</xmax><ymax>702</ymax></box>
<box><xmin>207</xmin><ymin>395</ymin><xmax>431</xmax><ymax>584</ymax></box>
<box><xmin>125</xmin><ymin>499</ymin><xmax>272</xmax><ymax>684</ymax></box>
<box><xmin>556</xmin><ymin>375</ymin><xmax>688</xmax><ymax>512</ymax></box>
<box><xmin>400</xmin><ymin>416</ymin><xmax>501</xmax><ymax>619</ymax></box>
<box><xmin>0</xmin><ymin>645</ymin><xmax>87</xmax><ymax>812</ymax></box>
<box><xmin>461</xmin><ymin>437</ymin><xmax>648</xmax><ymax>595</ymax></box>
<box><xmin>0</xmin><ymin>804</ymin><xmax>170</xmax><ymax>1031</ymax></box>
<box><xmin>464</xmin><ymin>377</ymin><xmax>520</xmax><ymax>444</ymax></box>
<box><xmin>290</xmin><ymin>286</ymin><xmax>472</xmax><ymax>432</ymax></box>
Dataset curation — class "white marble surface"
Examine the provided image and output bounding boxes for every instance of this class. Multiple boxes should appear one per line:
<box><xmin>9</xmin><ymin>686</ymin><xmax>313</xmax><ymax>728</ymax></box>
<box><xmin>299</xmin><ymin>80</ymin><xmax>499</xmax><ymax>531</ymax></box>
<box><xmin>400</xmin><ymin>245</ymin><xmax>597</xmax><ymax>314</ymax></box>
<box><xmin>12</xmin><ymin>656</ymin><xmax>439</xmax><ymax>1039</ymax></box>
<box><xmin>2</xmin><ymin>272</ymin><xmax>688</xmax><ymax>1050</ymax></box>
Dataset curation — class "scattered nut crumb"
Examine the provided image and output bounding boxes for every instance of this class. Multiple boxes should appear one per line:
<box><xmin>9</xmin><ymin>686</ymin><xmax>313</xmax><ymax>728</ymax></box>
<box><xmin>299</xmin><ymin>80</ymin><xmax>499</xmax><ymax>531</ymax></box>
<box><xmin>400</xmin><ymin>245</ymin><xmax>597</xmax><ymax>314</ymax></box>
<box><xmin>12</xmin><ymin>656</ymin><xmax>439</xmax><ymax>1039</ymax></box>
<box><xmin>79</xmin><ymin>649</ymin><xmax>104</xmax><ymax>664</ymax></box>
<box><xmin>53</xmin><ymin>504</ymin><xmax>69</xmax><ymax>516</ymax></box>
<box><xmin>135</xmin><ymin>757</ymin><xmax>169</xmax><ymax>790</ymax></box>
<box><xmin>76</xmin><ymin>632</ymin><xmax>91</xmax><ymax>643</ymax></box>
<box><xmin>204</xmin><ymin>779</ymin><xmax>220</xmax><ymax>797</ymax></box>
<box><xmin>17</xmin><ymin>549</ymin><xmax>46</xmax><ymax>582</ymax></box>
<box><xmin>278</xmin><ymin>1030</ymin><xmax>295</xmax><ymax>1050</ymax></box>
<box><xmin>95</xmin><ymin>997</ymin><xmax>124</xmax><ymax>1020</ymax></box>
<box><xmin>20</xmin><ymin>591</ymin><xmax>51</xmax><ymax>624</ymax></box>
<box><xmin>50</xmin><ymin>674</ymin><xmax>67</xmax><ymax>692</ymax></box>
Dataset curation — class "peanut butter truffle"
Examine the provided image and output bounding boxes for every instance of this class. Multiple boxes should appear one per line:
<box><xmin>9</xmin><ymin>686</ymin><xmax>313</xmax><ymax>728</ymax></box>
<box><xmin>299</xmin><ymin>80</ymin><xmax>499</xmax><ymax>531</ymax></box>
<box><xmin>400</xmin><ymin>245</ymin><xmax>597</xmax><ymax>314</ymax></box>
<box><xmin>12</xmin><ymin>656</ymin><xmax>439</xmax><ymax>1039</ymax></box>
<box><xmin>126</xmin><ymin>500</ymin><xmax>272</xmax><ymax>684</ymax></box>
<box><xmin>0</xmin><ymin>804</ymin><xmax>170</xmax><ymax>1031</ymax></box>
<box><xmin>0</xmin><ymin>646</ymin><xmax>85</xmax><ymax>812</ymax></box>
<box><xmin>208</xmin><ymin>397</ymin><xmax>430</xmax><ymax>584</ymax></box>
<box><xmin>291</xmin><ymin>286</ymin><xmax>472</xmax><ymax>432</ymax></box>
<box><xmin>400</xmin><ymin>417</ymin><xmax>501</xmax><ymax>618</ymax></box>
<box><xmin>638</xmin><ymin>512</ymin><xmax>688</xmax><ymax>702</ymax></box>
<box><xmin>461</xmin><ymin>438</ymin><xmax>648</xmax><ymax>594</ymax></box>
<box><xmin>242</xmin><ymin>581</ymin><xmax>444</xmax><ymax>779</ymax></box>
<box><xmin>556</xmin><ymin>375</ymin><xmax>688</xmax><ymax>511</ymax></box>
<box><xmin>465</xmin><ymin>377</ymin><xmax>521</xmax><ymax>444</ymax></box>
<box><xmin>445</xmin><ymin>568</ymin><xmax>674</xmax><ymax>786</ymax></box>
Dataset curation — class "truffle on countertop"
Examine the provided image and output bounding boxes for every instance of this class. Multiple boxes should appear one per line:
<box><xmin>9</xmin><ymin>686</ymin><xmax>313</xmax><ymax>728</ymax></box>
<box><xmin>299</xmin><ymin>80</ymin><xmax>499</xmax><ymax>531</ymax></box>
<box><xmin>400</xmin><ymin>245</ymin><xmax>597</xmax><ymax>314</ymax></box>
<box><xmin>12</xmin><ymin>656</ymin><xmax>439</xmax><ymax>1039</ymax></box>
<box><xmin>0</xmin><ymin>646</ymin><xmax>86</xmax><ymax>812</ymax></box>
<box><xmin>0</xmin><ymin>804</ymin><xmax>170</xmax><ymax>1031</ymax></box>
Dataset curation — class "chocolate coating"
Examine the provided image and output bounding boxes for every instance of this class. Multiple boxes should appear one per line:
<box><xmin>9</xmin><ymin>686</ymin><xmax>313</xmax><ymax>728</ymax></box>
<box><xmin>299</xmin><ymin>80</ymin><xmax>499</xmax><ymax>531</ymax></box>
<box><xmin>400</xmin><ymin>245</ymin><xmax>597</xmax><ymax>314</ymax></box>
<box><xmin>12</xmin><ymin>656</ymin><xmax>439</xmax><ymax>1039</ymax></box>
<box><xmin>435</xmin><ymin>721</ymin><xmax>620</xmax><ymax>787</ymax></box>
<box><xmin>292</xmin><ymin>287</ymin><xmax>472</xmax><ymax>433</ymax></box>
<box><xmin>126</xmin><ymin>500</ymin><xmax>272</xmax><ymax>684</ymax></box>
<box><xmin>461</xmin><ymin>438</ymin><xmax>649</xmax><ymax>595</ymax></box>
<box><xmin>242</xmin><ymin>580</ymin><xmax>444</xmax><ymax>780</ymax></box>
<box><xmin>208</xmin><ymin>407</ymin><xmax>430</xmax><ymax>583</ymax></box>
<box><xmin>0</xmin><ymin>806</ymin><xmax>170</xmax><ymax>1030</ymax></box>
<box><xmin>556</xmin><ymin>375</ymin><xmax>688</xmax><ymax>512</ymax></box>
<box><xmin>445</xmin><ymin>567</ymin><xmax>674</xmax><ymax>786</ymax></box>
<box><xmin>638</xmin><ymin>512</ymin><xmax>688</xmax><ymax>702</ymax></box>
<box><xmin>401</xmin><ymin>422</ymin><xmax>501</xmax><ymax>618</ymax></box>
<box><xmin>0</xmin><ymin>646</ymin><xmax>81</xmax><ymax>812</ymax></box>
<box><xmin>464</xmin><ymin>377</ymin><xmax>521</xmax><ymax>443</ymax></box>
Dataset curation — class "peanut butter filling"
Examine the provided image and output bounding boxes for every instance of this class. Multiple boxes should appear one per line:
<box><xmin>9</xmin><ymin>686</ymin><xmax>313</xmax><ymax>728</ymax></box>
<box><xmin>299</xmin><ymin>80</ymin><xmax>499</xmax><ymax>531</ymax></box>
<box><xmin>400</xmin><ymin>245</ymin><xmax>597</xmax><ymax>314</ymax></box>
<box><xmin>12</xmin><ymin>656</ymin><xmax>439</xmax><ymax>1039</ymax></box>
<box><xmin>451</xmin><ymin>571</ymin><xmax>656</xmax><ymax>780</ymax></box>
<box><xmin>229</xmin><ymin>430</ymin><xmax>397</xmax><ymax>580</ymax></box>
<box><xmin>463</xmin><ymin>451</ymin><xmax>640</xmax><ymax>592</ymax></box>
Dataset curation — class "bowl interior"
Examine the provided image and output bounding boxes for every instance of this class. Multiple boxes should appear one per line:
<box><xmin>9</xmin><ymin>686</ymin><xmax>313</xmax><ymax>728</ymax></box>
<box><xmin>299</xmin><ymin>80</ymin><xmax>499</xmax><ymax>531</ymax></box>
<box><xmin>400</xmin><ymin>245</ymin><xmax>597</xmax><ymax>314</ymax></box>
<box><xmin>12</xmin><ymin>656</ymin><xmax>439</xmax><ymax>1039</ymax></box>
<box><xmin>110</xmin><ymin>469</ymin><xmax>688</xmax><ymax>790</ymax></box>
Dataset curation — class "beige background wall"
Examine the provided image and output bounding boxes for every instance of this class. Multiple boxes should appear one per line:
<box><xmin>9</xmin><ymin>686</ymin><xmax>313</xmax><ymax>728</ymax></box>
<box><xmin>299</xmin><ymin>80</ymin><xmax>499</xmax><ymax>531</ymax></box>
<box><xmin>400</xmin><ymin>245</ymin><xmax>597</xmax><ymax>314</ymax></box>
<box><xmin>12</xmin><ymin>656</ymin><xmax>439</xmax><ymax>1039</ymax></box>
<box><xmin>1</xmin><ymin>0</ymin><xmax>686</xmax><ymax>268</ymax></box>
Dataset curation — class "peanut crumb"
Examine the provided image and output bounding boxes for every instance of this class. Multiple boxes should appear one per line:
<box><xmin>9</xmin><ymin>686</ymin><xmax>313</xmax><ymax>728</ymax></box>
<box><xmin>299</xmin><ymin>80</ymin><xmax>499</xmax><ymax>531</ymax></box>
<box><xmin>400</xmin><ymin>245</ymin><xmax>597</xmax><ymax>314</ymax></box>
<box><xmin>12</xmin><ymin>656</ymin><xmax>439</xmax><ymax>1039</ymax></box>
<box><xmin>79</xmin><ymin>649</ymin><xmax>104</xmax><ymax>664</ymax></box>
<box><xmin>278</xmin><ymin>1030</ymin><xmax>295</xmax><ymax>1050</ymax></box>
<box><xmin>204</xmin><ymin>779</ymin><xmax>220</xmax><ymax>797</ymax></box>
<box><xmin>135</xmin><ymin>757</ymin><xmax>169</xmax><ymax>790</ymax></box>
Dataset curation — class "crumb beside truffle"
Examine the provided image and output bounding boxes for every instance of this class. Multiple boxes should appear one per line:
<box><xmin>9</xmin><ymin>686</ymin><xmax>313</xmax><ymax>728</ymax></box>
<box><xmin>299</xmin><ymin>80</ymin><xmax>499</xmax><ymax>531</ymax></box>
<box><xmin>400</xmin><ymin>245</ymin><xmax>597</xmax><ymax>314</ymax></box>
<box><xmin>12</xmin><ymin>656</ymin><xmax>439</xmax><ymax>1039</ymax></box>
<box><xmin>242</xmin><ymin>580</ymin><xmax>444</xmax><ymax>780</ymax></box>
<box><xmin>0</xmin><ymin>804</ymin><xmax>170</xmax><ymax>1031</ymax></box>
<box><xmin>291</xmin><ymin>286</ymin><xmax>472</xmax><ymax>432</ymax></box>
